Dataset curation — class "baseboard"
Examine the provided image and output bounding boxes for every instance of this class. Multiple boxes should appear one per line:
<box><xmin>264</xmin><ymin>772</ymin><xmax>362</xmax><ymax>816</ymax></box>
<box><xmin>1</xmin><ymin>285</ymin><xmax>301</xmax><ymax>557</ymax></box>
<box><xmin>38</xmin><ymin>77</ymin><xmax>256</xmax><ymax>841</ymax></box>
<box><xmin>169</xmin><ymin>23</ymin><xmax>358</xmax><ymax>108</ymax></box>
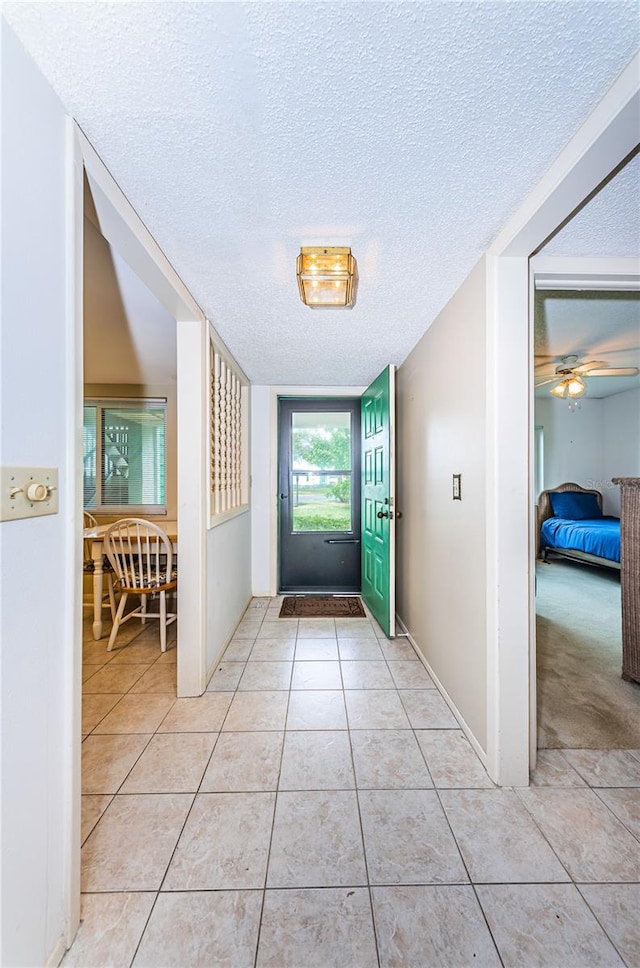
<box><xmin>395</xmin><ymin>614</ymin><xmax>489</xmax><ymax>770</ymax></box>
<box><xmin>205</xmin><ymin>593</ymin><xmax>253</xmax><ymax>686</ymax></box>
<box><xmin>46</xmin><ymin>934</ymin><xmax>67</xmax><ymax>968</ymax></box>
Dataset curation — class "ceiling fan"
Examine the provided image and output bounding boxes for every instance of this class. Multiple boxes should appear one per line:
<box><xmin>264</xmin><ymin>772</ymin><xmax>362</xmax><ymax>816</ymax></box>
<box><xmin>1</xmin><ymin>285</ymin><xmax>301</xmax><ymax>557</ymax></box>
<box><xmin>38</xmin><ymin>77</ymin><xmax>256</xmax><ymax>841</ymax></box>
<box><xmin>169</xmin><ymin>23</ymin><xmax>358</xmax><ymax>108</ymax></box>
<box><xmin>535</xmin><ymin>355</ymin><xmax>640</xmax><ymax>398</ymax></box>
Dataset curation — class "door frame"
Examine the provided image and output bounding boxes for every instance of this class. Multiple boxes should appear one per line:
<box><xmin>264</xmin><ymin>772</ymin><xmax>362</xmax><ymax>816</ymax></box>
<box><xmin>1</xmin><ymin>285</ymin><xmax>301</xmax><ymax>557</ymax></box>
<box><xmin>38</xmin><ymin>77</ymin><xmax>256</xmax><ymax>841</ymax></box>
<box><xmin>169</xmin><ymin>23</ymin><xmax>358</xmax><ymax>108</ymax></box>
<box><xmin>485</xmin><ymin>53</ymin><xmax>639</xmax><ymax>786</ymax></box>
<box><xmin>277</xmin><ymin>396</ymin><xmax>362</xmax><ymax>594</ymax></box>
<box><xmin>527</xmin><ymin>255</ymin><xmax>640</xmax><ymax>767</ymax></box>
<box><xmin>65</xmin><ymin>123</ymin><xmax>209</xmax><ymax>946</ymax></box>
<box><xmin>77</xmin><ymin>129</ymin><xmax>208</xmax><ymax>696</ymax></box>
<box><xmin>262</xmin><ymin>386</ymin><xmax>366</xmax><ymax>597</ymax></box>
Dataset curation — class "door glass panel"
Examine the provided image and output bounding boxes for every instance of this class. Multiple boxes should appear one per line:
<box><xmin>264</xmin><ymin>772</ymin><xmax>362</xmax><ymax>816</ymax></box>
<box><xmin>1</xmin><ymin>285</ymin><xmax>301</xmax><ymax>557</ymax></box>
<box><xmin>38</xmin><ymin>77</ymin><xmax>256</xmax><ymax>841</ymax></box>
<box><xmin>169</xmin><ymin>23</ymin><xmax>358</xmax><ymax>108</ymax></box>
<box><xmin>291</xmin><ymin>411</ymin><xmax>352</xmax><ymax>532</ymax></box>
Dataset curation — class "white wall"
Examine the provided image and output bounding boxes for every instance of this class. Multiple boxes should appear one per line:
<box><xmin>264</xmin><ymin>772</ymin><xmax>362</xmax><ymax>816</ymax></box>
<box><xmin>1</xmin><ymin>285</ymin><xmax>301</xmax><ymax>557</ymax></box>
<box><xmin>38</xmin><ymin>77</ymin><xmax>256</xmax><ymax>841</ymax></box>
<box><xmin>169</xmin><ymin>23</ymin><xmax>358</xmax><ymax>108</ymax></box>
<box><xmin>0</xmin><ymin>28</ymin><xmax>254</xmax><ymax>965</ymax></box>
<box><xmin>535</xmin><ymin>387</ymin><xmax>640</xmax><ymax>516</ymax></box>
<box><xmin>396</xmin><ymin>257</ymin><xmax>488</xmax><ymax>751</ymax></box>
<box><xmin>1</xmin><ymin>22</ymin><xmax>74</xmax><ymax>967</ymax></box>
<box><xmin>534</xmin><ymin>396</ymin><xmax>604</xmax><ymax>494</ymax></box>
<box><xmin>206</xmin><ymin>511</ymin><xmax>252</xmax><ymax>674</ymax></box>
<box><xmin>603</xmin><ymin>387</ymin><xmax>640</xmax><ymax>515</ymax></box>
<box><xmin>251</xmin><ymin>386</ymin><xmax>275</xmax><ymax>595</ymax></box>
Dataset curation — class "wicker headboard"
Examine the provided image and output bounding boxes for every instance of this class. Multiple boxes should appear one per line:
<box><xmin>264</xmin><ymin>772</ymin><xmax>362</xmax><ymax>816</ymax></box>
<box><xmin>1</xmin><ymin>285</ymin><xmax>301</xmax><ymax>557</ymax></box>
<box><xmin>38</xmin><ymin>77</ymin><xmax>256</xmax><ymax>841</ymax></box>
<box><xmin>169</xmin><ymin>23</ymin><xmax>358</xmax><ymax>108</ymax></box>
<box><xmin>537</xmin><ymin>482</ymin><xmax>603</xmax><ymax>537</ymax></box>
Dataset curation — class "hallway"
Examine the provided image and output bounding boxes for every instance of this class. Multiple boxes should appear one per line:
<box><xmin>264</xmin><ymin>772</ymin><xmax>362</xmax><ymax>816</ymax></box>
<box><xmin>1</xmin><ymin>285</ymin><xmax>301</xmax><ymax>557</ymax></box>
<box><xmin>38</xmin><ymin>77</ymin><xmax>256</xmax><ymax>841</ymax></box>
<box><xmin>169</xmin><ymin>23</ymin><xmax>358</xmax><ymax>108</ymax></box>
<box><xmin>74</xmin><ymin>600</ymin><xmax>640</xmax><ymax>967</ymax></box>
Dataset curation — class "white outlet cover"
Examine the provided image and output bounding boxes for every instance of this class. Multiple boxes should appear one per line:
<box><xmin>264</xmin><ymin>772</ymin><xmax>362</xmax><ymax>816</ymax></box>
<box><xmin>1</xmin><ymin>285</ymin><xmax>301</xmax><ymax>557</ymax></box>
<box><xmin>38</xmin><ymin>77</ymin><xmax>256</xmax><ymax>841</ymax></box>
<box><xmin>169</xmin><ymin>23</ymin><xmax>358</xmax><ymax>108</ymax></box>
<box><xmin>0</xmin><ymin>466</ymin><xmax>59</xmax><ymax>521</ymax></box>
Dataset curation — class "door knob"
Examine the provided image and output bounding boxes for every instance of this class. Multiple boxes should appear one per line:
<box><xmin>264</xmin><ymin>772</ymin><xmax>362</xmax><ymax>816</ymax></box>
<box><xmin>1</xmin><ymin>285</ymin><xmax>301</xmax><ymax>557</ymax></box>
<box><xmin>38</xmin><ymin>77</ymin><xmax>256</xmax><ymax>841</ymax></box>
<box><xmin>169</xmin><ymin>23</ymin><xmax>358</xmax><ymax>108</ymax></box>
<box><xmin>377</xmin><ymin>509</ymin><xmax>389</xmax><ymax>519</ymax></box>
<box><xmin>279</xmin><ymin>493</ymin><xmax>288</xmax><ymax>500</ymax></box>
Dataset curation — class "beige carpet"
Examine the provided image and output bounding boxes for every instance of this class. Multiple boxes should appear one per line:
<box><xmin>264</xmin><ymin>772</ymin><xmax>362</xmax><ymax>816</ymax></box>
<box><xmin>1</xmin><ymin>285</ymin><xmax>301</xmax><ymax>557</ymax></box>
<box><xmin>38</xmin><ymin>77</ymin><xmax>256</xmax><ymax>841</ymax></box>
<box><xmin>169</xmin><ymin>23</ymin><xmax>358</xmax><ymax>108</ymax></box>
<box><xmin>536</xmin><ymin>559</ymin><xmax>640</xmax><ymax>749</ymax></box>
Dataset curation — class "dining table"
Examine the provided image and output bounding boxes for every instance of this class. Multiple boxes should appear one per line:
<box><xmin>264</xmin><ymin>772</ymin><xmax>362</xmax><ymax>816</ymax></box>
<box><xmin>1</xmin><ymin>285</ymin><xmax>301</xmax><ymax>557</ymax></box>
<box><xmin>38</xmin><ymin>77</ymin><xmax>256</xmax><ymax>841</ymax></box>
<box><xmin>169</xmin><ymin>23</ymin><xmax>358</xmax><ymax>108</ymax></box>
<box><xmin>83</xmin><ymin>520</ymin><xmax>178</xmax><ymax>640</ymax></box>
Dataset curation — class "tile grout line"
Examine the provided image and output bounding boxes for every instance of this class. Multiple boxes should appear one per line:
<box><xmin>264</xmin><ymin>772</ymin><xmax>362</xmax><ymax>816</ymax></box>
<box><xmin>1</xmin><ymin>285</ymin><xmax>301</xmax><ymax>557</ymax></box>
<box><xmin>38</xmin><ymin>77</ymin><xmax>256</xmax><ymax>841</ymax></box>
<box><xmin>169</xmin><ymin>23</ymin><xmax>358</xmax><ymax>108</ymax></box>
<box><xmin>573</xmin><ymin>883</ymin><xmax>636</xmax><ymax>966</ymax></box>
<box><xmin>397</xmin><ymin>671</ymin><xmax>505</xmax><ymax>965</ymax></box>
<box><xmin>82</xmin><ymin>631</ymin><xmax>178</xmax><ymax>833</ymax></box>
<box><xmin>590</xmin><ymin>786</ymin><xmax>640</xmax><ymax>845</ymax></box>
<box><xmin>228</xmin><ymin>601</ymin><xmax>275</xmax><ymax>968</ymax></box>
<box><xmin>127</xmin><ymin>889</ymin><xmax>161</xmax><ymax>968</ymax></box>
<box><xmin>84</xmin><ymin>637</ymin><xmax>178</xmax><ymax>734</ymax></box>
<box><xmin>511</xmin><ymin>785</ymin><xmax>584</xmax><ymax>886</ymax></box>
<box><xmin>429</xmin><ymin>778</ymin><xmax>506</xmax><ymax>966</ymax></box>
<box><xmin>113</xmin><ymin>663</ymin><xmax>186</xmax><ymax>966</ymax></box>
<box><xmin>347</xmin><ymin>714</ymin><xmax>382</xmax><ymax>968</ymax></box>
<box><xmin>79</xmin><ymin>793</ymin><xmax>114</xmax><ymax>848</ymax></box>
<box><xmin>234</xmin><ymin>602</ymin><xmax>270</xmax><ymax>968</ymax></box>
<box><xmin>78</xmin><ymin>599</ymin><xmax>640</xmax><ymax>965</ymax></box>
<box><xmin>75</xmin><ymin>877</ymin><xmax>640</xmax><ymax>893</ymax></box>
<box><xmin>122</xmin><ymin>610</ymin><xmax>255</xmax><ymax>964</ymax></box>
<box><xmin>371</xmin><ymin>613</ymin><xmax>505</xmax><ymax>964</ymax></box>
<box><xmin>253</xmin><ymin>623</ymin><xmax>296</xmax><ymax>968</ymax></box>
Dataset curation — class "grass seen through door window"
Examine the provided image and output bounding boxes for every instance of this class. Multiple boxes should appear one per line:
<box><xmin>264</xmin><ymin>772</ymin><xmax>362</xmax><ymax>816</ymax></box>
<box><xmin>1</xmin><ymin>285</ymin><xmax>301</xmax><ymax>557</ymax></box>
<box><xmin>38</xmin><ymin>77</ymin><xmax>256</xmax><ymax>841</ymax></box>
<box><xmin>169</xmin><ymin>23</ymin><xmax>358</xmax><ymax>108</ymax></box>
<box><xmin>292</xmin><ymin>475</ymin><xmax>352</xmax><ymax>532</ymax></box>
<box><xmin>291</xmin><ymin>411</ymin><xmax>353</xmax><ymax>532</ymax></box>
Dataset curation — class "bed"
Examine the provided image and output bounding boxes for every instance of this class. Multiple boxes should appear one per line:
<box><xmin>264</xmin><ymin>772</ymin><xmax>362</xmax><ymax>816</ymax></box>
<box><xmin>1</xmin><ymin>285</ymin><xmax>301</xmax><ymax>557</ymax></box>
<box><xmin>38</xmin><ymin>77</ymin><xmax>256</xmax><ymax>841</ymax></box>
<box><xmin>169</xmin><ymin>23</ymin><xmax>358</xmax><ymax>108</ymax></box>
<box><xmin>537</xmin><ymin>482</ymin><xmax>621</xmax><ymax>570</ymax></box>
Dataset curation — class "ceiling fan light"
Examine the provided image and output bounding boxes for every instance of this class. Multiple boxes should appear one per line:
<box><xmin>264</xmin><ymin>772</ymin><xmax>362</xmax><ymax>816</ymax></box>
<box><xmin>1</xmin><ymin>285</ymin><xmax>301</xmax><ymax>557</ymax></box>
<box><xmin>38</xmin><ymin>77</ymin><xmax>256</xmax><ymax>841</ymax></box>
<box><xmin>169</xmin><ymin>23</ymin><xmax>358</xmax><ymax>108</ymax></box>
<box><xmin>550</xmin><ymin>380</ymin><xmax>569</xmax><ymax>399</ymax></box>
<box><xmin>296</xmin><ymin>247</ymin><xmax>357</xmax><ymax>309</ymax></box>
<box><xmin>549</xmin><ymin>375</ymin><xmax>586</xmax><ymax>399</ymax></box>
<box><xmin>566</xmin><ymin>376</ymin><xmax>586</xmax><ymax>398</ymax></box>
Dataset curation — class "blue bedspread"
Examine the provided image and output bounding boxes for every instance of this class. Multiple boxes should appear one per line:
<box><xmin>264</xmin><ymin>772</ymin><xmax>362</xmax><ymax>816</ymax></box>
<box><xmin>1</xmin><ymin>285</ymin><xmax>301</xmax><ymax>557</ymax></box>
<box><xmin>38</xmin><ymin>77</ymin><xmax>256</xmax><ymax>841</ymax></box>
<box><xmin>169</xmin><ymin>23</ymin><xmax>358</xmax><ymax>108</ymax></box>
<box><xmin>541</xmin><ymin>517</ymin><xmax>620</xmax><ymax>563</ymax></box>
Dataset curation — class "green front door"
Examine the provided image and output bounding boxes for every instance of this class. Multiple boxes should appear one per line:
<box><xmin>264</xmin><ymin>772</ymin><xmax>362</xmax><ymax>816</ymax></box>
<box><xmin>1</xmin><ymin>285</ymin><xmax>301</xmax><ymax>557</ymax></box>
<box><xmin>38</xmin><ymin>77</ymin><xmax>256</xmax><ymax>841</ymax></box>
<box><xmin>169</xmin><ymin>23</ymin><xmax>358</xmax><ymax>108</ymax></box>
<box><xmin>361</xmin><ymin>365</ymin><xmax>396</xmax><ymax>637</ymax></box>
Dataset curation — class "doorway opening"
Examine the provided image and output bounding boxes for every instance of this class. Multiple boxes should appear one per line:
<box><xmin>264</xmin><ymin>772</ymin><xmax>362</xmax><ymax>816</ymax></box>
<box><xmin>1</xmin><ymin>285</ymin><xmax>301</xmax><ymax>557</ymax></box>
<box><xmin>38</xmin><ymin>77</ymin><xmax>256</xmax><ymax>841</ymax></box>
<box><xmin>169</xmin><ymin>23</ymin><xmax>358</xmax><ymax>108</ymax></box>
<box><xmin>278</xmin><ymin>397</ymin><xmax>361</xmax><ymax>593</ymax></box>
<box><xmin>531</xmin><ymin>266</ymin><xmax>640</xmax><ymax>754</ymax></box>
<box><xmin>81</xmin><ymin>169</ymin><xmax>179</xmax><ymax>691</ymax></box>
<box><xmin>67</xmin><ymin>125</ymin><xmax>211</xmax><ymax>949</ymax></box>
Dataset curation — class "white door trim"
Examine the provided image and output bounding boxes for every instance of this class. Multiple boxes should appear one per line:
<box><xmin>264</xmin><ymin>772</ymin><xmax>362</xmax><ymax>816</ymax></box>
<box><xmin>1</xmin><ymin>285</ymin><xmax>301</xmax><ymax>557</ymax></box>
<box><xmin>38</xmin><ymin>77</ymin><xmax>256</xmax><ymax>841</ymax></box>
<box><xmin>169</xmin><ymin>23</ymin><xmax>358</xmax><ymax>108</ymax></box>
<box><xmin>77</xmin><ymin>127</ymin><xmax>208</xmax><ymax>699</ymax></box>
<box><xmin>63</xmin><ymin>117</ymin><xmax>84</xmax><ymax>951</ymax></box>
<box><xmin>532</xmin><ymin>255</ymin><xmax>640</xmax><ymax>290</ymax></box>
<box><xmin>526</xmin><ymin>256</ymin><xmax>640</xmax><ymax>772</ymax></box>
<box><xmin>485</xmin><ymin>52</ymin><xmax>640</xmax><ymax>786</ymax></box>
<box><xmin>267</xmin><ymin>386</ymin><xmax>366</xmax><ymax>597</ymax></box>
<box><xmin>388</xmin><ymin>364</ymin><xmax>397</xmax><ymax>637</ymax></box>
<box><xmin>176</xmin><ymin>316</ymin><xmax>208</xmax><ymax>696</ymax></box>
<box><xmin>65</xmin><ymin>122</ymin><xmax>210</xmax><ymax>945</ymax></box>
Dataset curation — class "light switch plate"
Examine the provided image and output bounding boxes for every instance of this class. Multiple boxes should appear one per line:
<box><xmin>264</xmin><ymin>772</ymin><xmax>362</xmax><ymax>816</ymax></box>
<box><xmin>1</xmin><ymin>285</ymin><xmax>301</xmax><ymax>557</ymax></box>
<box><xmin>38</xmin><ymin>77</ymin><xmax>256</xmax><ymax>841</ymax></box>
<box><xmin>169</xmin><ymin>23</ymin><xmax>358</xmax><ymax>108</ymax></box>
<box><xmin>1</xmin><ymin>467</ymin><xmax>59</xmax><ymax>521</ymax></box>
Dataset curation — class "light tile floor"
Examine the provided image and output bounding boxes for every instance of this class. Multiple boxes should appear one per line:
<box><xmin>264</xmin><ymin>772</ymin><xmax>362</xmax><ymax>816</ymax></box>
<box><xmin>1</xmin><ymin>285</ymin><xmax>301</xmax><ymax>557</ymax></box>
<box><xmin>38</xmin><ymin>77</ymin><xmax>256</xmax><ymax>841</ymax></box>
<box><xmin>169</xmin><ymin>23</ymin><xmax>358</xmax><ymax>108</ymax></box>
<box><xmin>69</xmin><ymin>599</ymin><xmax>640</xmax><ymax>967</ymax></box>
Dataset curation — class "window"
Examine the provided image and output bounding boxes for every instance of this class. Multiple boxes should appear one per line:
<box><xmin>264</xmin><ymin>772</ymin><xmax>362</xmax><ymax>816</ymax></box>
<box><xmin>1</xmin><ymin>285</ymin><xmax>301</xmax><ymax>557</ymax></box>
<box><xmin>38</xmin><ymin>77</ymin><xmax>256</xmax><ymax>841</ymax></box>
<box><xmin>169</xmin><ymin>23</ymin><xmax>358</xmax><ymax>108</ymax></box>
<box><xmin>534</xmin><ymin>425</ymin><xmax>544</xmax><ymax>500</ymax></box>
<box><xmin>210</xmin><ymin>340</ymin><xmax>249</xmax><ymax>520</ymax></box>
<box><xmin>290</xmin><ymin>410</ymin><xmax>353</xmax><ymax>532</ymax></box>
<box><xmin>83</xmin><ymin>398</ymin><xmax>167</xmax><ymax>514</ymax></box>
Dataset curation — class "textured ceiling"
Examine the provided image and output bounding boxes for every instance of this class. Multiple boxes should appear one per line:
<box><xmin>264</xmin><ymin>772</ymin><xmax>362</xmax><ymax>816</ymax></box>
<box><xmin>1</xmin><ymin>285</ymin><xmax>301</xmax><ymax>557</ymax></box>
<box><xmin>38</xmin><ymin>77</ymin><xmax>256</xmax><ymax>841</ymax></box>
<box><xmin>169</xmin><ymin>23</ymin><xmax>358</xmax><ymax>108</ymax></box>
<box><xmin>535</xmin><ymin>154</ymin><xmax>640</xmax><ymax>400</ymax></box>
<box><xmin>543</xmin><ymin>153</ymin><xmax>640</xmax><ymax>257</ymax></box>
<box><xmin>84</xmin><ymin>217</ymin><xmax>177</xmax><ymax>387</ymax></box>
<box><xmin>4</xmin><ymin>1</ymin><xmax>639</xmax><ymax>385</ymax></box>
<box><xmin>534</xmin><ymin>289</ymin><xmax>640</xmax><ymax>398</ymax></box>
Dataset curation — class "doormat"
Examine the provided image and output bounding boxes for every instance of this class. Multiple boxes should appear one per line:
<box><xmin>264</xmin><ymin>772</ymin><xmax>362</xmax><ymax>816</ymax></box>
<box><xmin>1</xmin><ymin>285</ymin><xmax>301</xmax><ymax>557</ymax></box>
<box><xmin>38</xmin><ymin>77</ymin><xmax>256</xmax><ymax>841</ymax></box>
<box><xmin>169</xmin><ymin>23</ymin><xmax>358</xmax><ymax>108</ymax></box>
<box><xmin>279</xmin><ymin>596</ymin><xmax>366</xmax><ymax>618</ymax></box>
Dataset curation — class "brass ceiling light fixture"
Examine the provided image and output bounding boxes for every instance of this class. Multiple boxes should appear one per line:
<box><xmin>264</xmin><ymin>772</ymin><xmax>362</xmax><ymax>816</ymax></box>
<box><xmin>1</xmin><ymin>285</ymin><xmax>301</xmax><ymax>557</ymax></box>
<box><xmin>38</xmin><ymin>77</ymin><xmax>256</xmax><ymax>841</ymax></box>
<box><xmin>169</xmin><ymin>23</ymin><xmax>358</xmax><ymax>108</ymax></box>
<box><xmin>296</xmin><ymin>246</ymin><xmax>357</xmax><ymax>309</ymax></box>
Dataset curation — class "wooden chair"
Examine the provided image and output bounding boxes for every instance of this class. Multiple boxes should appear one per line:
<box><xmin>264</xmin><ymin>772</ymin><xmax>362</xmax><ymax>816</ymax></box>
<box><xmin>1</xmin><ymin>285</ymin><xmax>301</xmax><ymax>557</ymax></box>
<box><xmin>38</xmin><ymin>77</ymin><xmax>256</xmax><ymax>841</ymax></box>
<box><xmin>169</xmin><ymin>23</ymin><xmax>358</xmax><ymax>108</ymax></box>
<box><xmin>83</xmin><ymin>511</ymin><xmax>116</xmax><ymax>621</ymax></box>
<box><xmin>103</xmin><ymin>518</ymin><xmax>177</xmax><ymax>652</ymax></box>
